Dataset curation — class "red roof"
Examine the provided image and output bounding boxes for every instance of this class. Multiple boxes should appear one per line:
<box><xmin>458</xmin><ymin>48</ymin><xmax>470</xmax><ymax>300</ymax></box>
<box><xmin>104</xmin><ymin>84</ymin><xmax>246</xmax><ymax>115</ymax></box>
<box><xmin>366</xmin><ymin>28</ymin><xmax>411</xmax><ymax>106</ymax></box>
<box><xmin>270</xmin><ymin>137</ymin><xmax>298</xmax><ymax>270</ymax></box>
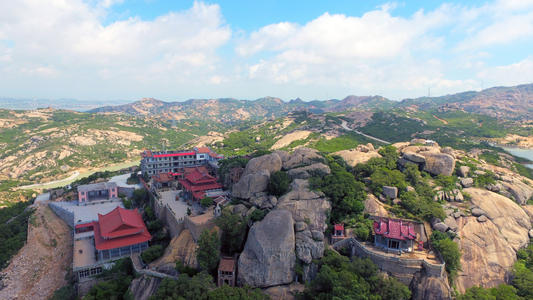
<box><xmin>93</xmin><ymin>207</ymin><xmax>151</xmax><ymax>250</ymax></box>
<box><xmin>152</xmin><ymin>172</ymin><xmax>175</xmax><ymax>183</ymax></box>
<box><xmin>373</xmin><ymin>218</ymin><xmax>416</xmax><ymax>241</ymax></box>
<box><xmin>334</xmin><ymin>224</ymin><xmax>344</xmax><ymax>231</ymax></box>
<box><xmin>196</xmin><ymin>147</ymin><xmax>211</xmax><ymax>154</ymax></box>
<box><xmin>185</xmin><ymin>168</ymin><xmax>216</xmax><ymax>184</ymax></box>
<box><xmin>153</xmin><ymin>151</ymin><xmax>195</xmax><ymax>158</ymax></box>
<box><xmin>75</xmin><ymin>222</ymin><xmax>94</xmax><ymax>229</ymax></box>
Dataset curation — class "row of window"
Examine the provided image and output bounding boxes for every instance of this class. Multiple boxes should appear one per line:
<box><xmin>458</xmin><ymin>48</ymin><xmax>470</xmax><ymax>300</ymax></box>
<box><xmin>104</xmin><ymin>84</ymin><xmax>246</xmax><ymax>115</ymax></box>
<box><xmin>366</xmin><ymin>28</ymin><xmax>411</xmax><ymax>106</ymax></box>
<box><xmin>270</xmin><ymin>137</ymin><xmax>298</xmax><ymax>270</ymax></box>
<box><xmin>99</xmin><ymin>243</ymin><xmax>148</xmax><ymax>260</ymax></box>
<box><xmin>78</xmin><ymin>267</ymin><xmax>102</xmax><ymax>279</ymax></box>
<box><xmin>146</xmin><ymin>155</ymin><xmax>198</xmax><ymax>162</ymax></box>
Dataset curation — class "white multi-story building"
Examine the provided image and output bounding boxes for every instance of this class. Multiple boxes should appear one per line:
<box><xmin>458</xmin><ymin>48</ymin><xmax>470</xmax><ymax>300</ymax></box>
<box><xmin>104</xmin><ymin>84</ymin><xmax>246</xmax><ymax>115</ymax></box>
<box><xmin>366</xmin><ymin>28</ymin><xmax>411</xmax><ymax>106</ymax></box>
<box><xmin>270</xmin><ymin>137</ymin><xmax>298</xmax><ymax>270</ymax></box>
<box><xmin>140</xmin><ymin>147</ymin><xmax>223</xmax><ymax>176</ymax></box>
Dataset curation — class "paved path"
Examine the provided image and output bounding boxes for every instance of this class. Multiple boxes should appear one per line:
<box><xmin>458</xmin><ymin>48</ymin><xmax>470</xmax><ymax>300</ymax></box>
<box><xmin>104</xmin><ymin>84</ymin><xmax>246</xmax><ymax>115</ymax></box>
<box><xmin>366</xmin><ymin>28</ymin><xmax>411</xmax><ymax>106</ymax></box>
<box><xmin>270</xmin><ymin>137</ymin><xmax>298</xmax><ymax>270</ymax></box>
<box><xmin>341</xmin><ymin>121</ymin><xmax>390</xmax><ymax>145</ymax></box>
<box><xmin>130</xmin><ymin>253</ymin><xmax>178</xmax><ymax>280</ymax></box>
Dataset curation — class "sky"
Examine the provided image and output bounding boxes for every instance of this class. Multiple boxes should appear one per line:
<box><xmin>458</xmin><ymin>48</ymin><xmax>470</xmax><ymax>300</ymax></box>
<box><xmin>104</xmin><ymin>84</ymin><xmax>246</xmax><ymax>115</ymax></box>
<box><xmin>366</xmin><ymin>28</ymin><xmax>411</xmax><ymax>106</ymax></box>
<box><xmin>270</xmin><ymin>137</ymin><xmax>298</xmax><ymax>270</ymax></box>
<box><xmin>1</xmin><ymin>0</ymin><xmax>533</xmax><ymax>102</ymax></box>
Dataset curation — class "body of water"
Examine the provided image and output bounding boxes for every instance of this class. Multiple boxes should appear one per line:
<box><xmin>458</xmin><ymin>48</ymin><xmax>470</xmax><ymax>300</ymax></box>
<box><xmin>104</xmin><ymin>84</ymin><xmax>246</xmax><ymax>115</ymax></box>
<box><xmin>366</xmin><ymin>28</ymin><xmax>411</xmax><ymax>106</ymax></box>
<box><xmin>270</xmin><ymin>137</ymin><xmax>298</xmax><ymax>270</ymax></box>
<box><xmin>502</xmin><ymin>147</ymin><xmax>533</xmax><ymax>169</ymax></box>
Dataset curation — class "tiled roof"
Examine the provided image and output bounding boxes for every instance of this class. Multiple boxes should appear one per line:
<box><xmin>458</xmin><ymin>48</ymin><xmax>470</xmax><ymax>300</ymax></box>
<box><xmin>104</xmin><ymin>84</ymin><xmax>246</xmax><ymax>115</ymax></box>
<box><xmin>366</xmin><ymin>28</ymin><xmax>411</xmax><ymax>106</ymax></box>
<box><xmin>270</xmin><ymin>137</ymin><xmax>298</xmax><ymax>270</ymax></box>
<box><xmin>94</xmin><ymin>206</ymin><xmax>151</xmax><ymax>250</ymax></box>
<box><xmin>218</xmin><ymin>257</ymin><xmax>235</xmax><ymax>272</ymax></box>
<box><xmin>373</xmin><ymin>217</ymin><xmax>416</xmax><ymax>241</ymax></box>
<box><xmin>334</xmin><ymin>224</ymin><xmax>344</xmax><ymax>231</ymax></box>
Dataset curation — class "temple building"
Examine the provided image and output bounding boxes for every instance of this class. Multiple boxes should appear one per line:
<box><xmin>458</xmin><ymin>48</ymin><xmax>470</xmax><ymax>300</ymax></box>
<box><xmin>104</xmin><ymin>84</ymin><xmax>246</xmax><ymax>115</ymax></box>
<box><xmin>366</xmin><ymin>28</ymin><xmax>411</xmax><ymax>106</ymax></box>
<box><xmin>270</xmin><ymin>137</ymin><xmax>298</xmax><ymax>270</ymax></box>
<box><xmin>178</xmin><ymin>167</ymin><xmax>223</xmax><ymax>202</ymax></box>
<box><xmin>77</xmin><ymin>182</ymin><xmax>118</xmax><ymax>205</ymax></box>
<box><xmin>373</xmin><ymin>217</ymin><xmax>417</xmax><ymax>253</ymax></box>
<box><xmin>72</xmin><ymin>206</ymin><xmax>151</xmax><ymax>280</ymax></box>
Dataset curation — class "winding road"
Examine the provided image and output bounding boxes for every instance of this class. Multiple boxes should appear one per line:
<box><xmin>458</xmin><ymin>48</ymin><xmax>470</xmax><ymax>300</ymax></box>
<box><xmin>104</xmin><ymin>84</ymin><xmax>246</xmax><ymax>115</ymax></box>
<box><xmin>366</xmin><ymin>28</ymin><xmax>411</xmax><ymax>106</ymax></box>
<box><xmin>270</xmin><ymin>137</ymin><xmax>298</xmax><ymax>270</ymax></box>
<box><xmin>17</xmin><ymin>171</ymin><xmax>80</xmax><ymax>190</ymax></box>
<box><xmin>340</xmin><ymin>120</ymin><xmax>390</xmax><ymax>145</ymax></box>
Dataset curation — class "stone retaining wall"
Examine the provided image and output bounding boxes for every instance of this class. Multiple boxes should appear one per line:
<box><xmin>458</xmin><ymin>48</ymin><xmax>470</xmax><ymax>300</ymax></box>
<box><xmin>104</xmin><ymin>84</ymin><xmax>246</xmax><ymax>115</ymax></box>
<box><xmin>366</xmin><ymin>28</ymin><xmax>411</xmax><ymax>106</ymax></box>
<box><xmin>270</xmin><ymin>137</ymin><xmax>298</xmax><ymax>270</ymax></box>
<box><xmin>150</xmin><ymin>189</ymin><xmax>184</xmax><ymax>238</ymax></box>
<box><xmin>335</xmin><ymin>238</ymin><xmax>445</xmax><ymax>284</ymax></box>
<box><xmin>48</xmin><ymin>202</ymin><xmax>74</xmax><ymax>228</ymax></box>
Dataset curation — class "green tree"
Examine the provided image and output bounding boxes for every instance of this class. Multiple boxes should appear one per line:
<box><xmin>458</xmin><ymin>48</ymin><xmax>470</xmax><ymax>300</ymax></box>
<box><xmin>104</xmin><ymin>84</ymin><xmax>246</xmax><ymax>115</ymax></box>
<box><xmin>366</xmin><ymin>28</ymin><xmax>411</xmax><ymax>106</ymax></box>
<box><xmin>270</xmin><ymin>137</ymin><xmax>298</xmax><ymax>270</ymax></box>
<box><xmin>196</xmin><ymin>230</ymin><xmax>220</xmax><ymax>274</ymax></box>
<box><xmin>215</xmin><ymin>209</ymin><xmax>248</xmax><ymax>255</ymax></box>
<box><xmin>378</xmin><ymin>145</ymin><xmax>399</xmax><ymax>169</ymax></box>
<box><xmin>267</xmin><ymin>171</ymin><xmax>290</xmax><ymax>197</ymax></box>
<box><xmin>431</xmin><ymin>232</ymin><xmax>461</xmax><ymax>281</ymax></box>
<box><xmin>141</xmin><ymin>245</ymin><xmax>164</xmax><ymax>263</ymax></box>
<box><xmin>207</xmin><ymin>285</ymin><xmax>270</xmax><ymax>299</ymax></box>
<box><xmin>311</xmin><ymin>158</ymin><xmax>366</xmax><ymax>223</ymax></box>
<box><xmin>370</xmin><ymin>168</ymin><xmax>407</xmax><ymax>195</ymax></box>
<box><xmin>150</xmin><ymin>272</ymin><xmax>215</xmax><ymax>300</ymax></box>
<box><xmin>200</xmin><ymin>197</ymin><xmax>214</xmax><ymax>208</ymax></box>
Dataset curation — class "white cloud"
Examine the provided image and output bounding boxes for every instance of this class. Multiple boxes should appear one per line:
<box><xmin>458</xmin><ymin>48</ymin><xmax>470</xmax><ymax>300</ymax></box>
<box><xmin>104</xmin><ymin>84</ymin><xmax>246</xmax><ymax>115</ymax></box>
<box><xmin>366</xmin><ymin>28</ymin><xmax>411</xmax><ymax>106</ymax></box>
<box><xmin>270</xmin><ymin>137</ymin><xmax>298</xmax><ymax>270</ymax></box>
<box><xmin>477</xmin><ymin>58</ymin><xmax>533</xmax><ymax>87</ymax></box>
<box><xmin>0</xmin><ymin>0</ymin><xmax>231</xmax><ymax>98</ymax></box>
<box><xmin>235</xmin><ymin>1</ymin><xmax>533</xmax><ymax>99</ymax></box>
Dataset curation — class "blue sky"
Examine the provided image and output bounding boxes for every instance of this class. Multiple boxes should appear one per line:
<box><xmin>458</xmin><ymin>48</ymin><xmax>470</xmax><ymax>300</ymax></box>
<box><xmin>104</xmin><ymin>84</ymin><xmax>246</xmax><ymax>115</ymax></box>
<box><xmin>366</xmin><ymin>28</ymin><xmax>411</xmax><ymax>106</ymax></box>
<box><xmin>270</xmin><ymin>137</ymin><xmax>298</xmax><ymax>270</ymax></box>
<box><xmin>1</xmin><ymin>0</ymin><xmax>532</xmax><ymax>101</ymax></box>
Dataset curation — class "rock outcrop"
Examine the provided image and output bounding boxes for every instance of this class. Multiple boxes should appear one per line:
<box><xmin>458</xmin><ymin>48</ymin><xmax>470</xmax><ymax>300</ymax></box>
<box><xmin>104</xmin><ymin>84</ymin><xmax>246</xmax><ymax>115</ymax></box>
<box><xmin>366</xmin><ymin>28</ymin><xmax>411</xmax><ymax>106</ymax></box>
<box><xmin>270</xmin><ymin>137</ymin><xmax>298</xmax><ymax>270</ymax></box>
<box><xmin>333</xmin><ymin>144</ymin><xmax>381</xmax><ymax>167</ymax></box>
<box><xmin>128</xmin><ymin>275</ymin><xmax>162</xmax><ymax>300</ymax></box>
<box><xmin>282</xmin><ymin>148</ymin><xmax>324</xmax><ymax>170</ymax></box>
<box><xmin>232</xmin><ymin>170</ymin><xmax>270</xmax><ymax>199</ymax></box>
<box><xmin>232</xmin><ymin>152</ymin><xmax>282</xmax><ymax>199</ymax></box>
<box><xmin>455</xmin><ymin>188</ymin><xmax>532</xmax><ymax>293</ymax></box>
<box><xmin>277</xmin><ymin>179</ymin><xmax>331</xmax><ymax>232</ymax></box>
<box><xmin>238</xmin><ymin>210</ymin><xmax>296</xmax><ymax>287</ymax></box>
<box><xmin>398</xmin><ymin>141</ymin><xmax>456</xmax><ymax>176</ymax></box>
<box><xmin>287</xmin><ymin>163</ymin><xmax>330</xmax><ymax>179</ymax></box>
<box><xmin>410</xmin><ymin>271</ymin><xmax>451</xmax><ymax>300</ymax></box>
<box><xmin>363</xmin><ymin>194</ymin><xmax>389</xmax><ymax>217</ymax></box>
<box><xmin>420</xmin><ymin>153</ymin><xmax>456</xmax><ymax>176</ymax></box>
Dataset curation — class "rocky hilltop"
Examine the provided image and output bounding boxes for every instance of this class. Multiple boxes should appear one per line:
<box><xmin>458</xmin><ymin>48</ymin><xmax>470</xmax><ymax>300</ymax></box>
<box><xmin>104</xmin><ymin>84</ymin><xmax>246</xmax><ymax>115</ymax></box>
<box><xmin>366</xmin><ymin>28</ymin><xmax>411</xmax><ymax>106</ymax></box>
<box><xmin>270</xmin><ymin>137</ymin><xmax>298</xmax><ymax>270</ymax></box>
<box><xmin>226</xmin><ymin>139</ymin><xmax>532</xmax><ymax>298</ymax></box>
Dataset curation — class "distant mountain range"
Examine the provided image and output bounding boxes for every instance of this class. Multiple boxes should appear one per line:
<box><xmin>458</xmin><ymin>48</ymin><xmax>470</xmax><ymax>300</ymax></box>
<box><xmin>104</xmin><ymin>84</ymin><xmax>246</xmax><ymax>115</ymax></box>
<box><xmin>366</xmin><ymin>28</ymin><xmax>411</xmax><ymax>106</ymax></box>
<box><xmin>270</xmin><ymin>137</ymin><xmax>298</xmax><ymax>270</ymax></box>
<box><xmin>90</xmin><ymin>83</ymin><xmax>532</xmax><ymax>121</ymax></box>
<box><xmin>1</xmin><ymin>83</ymin><xmax>531</xmax><ymax>121</ymax></box>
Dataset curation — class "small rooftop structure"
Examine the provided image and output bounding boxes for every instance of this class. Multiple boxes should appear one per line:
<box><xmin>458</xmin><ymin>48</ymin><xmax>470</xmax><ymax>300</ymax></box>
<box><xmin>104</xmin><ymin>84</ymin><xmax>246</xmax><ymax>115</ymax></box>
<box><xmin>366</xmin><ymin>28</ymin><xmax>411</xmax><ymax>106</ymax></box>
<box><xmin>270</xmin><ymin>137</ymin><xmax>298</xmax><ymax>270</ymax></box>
<box><xmin>331</xmin><ymin>223</ymin><xmax>345</xmax><ymax>244</ymax></box>
<box><xmin>78</xmin><ymin>182</ymin><xmax>117</xmax><ymax>193</ymax></box>
<box><xmin>218</xmin><ymin>257</ymin><xmax>236</xmax><ymax>287</ymax></box>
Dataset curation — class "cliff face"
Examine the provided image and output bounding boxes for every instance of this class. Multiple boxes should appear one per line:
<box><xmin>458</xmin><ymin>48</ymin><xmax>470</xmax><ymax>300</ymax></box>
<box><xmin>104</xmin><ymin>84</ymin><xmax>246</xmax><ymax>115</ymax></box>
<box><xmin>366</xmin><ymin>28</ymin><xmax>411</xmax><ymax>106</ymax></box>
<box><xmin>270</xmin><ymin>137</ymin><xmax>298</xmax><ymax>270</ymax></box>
<box><xmin>455</xmin><ymin>188</ymin><xmax>532</xmax><ymax>293</ymax></box>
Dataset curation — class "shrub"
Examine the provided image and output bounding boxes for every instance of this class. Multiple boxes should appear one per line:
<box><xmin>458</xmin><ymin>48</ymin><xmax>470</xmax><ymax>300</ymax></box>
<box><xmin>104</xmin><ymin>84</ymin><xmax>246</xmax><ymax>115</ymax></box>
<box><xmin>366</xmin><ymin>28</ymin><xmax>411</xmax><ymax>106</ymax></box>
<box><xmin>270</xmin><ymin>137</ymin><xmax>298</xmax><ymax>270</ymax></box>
<box><xmin>431</xmin><ymin>232</ymin><xmax>461</xmax><ymax>281</ymax></box>
<box><xmin>200</xmin><ymin>197</ymin><xmax>214</xmax><ymax>208</ymax></box>
<box><xmin>141</xmin><ymin>245</ymin><xmax>164</xmax><ymax>264</ymax></box>
<box><xmin>268</xmin><ymin>171</ymin><xmax>290</xmax><ymax>196</ymax></box>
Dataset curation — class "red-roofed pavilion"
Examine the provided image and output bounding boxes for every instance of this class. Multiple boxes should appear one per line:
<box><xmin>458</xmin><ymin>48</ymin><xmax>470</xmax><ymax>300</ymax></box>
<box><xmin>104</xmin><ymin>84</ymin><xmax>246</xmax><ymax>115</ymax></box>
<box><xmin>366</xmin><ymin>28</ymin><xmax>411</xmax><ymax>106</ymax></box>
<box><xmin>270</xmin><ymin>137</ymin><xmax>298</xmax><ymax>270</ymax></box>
<box><xmin>373</xmin><ymin>217</ymin><xmax>417</xmax><ymax>253</ymax></box>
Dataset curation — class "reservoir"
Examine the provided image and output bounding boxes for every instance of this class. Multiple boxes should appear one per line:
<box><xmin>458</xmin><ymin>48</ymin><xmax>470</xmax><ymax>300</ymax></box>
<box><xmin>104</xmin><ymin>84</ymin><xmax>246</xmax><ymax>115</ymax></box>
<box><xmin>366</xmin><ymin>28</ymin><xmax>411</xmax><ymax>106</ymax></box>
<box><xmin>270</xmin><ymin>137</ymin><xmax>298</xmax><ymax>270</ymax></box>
<box><xmin>503</xmin><ymin>147</ymin><xmax>533</xmax><ymax>169</ymax></box>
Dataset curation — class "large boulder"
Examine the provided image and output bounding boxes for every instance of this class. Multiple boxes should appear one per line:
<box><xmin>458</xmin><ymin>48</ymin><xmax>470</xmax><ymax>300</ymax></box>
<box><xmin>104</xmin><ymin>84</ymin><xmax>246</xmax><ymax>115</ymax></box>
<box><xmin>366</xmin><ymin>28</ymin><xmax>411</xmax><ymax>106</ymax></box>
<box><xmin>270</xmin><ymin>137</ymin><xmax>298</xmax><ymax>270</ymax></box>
<box><xmin>242</xmin><ymin>153</ymin><xmax>282</xmax><ymax>178</ymax></box>
<box><xmin>460</xmin><ymin>178</ymin><xmax>474</xmax><ymax>188</ymax></box>
<box><xmin>455</xmin><ymin>188</ymin><xmax>532</xmax><ymax>293</ymax></box>
<box><xmin>501</xmin><ymin>180</ymin><xmax>533</xmax><ymax>205</ymax></box>
<box><xmin>464</xmin><ymin>188</ymin><xmax>531</xmax><ymax>251</ymax></box>
<box><xmin>420</xmin><ymin>152</ymin><xmax>456</xmax><ymax>176</ymax></box>
<box><xmin>363</xmin><ymin>194</ymin><xmax>389</xmax><ymax>217</ymax></box>
<box><xmin>333</xmin><ymin>148</ymin><xmax>381</xmax><ymax>167</ymax></box>
<box><xmin>287</xmin><ymin>163</ymin><xmax>330</xmax><ymax>180</ymax></box>
<box><xmin>382</xmin><ymin>186</ymin><xmax>398</xmax><ymax>199</ymax></box>
<box><xmin>238</xmin><ymin>210</ymin><xmax>296</xmax><ymax>288</ymax></box>
<box><xmin>295</xmin><ymin>230</ymin><xmax>325</xmax><ymax>264</ymax></box>
<box><xmin>458</xmin><ymin>166</ymin><xmax>470</xmax><ymax>177</ymax></box>
<box><xmin>232</xmin><ymin>170</ymin><xmax>270</xmax><ymax>199</ymax></box>
<box><xmin>277</xmin><ymin>179</ymin><xmax>331</xmax><ymax>232</ymax></box>
<box><xmin>128</xmin><ymin>275</ymin><xmax>162</xmax><ymax>300</ymax></box>
<box><xmin>283</xmin><ymin>148</ymin><xmax>324</xmax><ymax>170</ymax></box>
<box><xmin>410</xmin><ymin>271</ymin><xmax>452</xmax><ymax>300</ymax></box>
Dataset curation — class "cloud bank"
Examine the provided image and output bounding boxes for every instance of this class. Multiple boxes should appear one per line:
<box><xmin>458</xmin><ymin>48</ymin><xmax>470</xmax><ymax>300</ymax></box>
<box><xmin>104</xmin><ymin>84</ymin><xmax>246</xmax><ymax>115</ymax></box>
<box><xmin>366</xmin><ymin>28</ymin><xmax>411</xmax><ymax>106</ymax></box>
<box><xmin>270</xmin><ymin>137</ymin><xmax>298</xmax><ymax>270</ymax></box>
<box><xmin>0</xmin><ymin>0</ymin><xmax>532</xmax><ymax>100</ymax></box>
